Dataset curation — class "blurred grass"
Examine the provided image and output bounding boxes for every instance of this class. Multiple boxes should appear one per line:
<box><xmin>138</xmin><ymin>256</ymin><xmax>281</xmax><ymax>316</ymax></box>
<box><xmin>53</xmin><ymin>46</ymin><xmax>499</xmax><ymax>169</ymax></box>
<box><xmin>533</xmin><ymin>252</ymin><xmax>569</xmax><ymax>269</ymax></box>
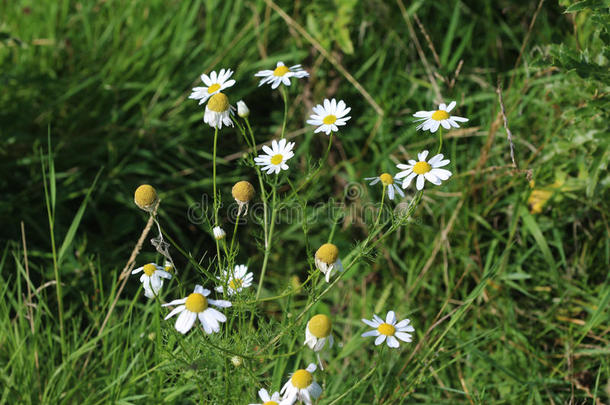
<box><xmin>1</xmin><ymin>0</ymin><xmax>609</xmax><ymax>403</ymax></box>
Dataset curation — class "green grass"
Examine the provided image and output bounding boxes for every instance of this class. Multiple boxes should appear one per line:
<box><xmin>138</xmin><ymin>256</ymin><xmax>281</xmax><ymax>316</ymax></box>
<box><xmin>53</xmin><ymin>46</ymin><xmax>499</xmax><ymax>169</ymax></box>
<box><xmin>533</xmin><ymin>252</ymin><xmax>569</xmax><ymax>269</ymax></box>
<box><xmin>1</xmin><ymin>0</ymin><xmax>609</xmax><ymax>403</ymax></box>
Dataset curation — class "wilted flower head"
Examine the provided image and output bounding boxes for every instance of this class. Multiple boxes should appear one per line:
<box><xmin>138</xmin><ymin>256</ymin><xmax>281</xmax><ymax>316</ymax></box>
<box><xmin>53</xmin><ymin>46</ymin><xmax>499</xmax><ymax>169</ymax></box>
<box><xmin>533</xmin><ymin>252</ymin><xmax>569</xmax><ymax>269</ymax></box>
<box><xmin>232</xmin><ymin>180</ymin><xmax>255</xmax><ymax>215</ymax></box>
<box><xmin>314</xmin><ymin>243</ymin><xmax>343</xmax><ymax>282</ymax></box>
<box><xmin>134</xmin><ymin>184</ymin><xmax>158</xmax><ymax>212</ymax></box>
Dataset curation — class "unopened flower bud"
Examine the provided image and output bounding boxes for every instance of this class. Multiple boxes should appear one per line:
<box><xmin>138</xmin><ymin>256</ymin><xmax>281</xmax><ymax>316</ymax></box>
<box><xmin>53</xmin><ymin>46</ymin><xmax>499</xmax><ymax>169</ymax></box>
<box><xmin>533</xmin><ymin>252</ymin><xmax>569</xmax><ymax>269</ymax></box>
<box><xmin>237</xmin><ymin>100</ymin><xmax>249</xmax><ymax>117</ymax></box>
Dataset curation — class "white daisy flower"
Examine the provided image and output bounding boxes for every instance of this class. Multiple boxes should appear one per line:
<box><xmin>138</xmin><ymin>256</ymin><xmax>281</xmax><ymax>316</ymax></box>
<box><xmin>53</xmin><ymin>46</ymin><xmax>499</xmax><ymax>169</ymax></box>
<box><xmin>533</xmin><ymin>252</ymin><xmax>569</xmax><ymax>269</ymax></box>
<box><xmin>131</xmin><ymin>263</ymin><xmax>172</xmax><ymax>299</ymax></box>
<box><xmin>254</xmin><ymin>61</ymin><xmax>309</xmax><ymax>89</ymax></box>
<box><xmin>306</xmin><ymin>98</ymin><xmax>351</xmax><ymax>135</ymax></box>
<box><xmin>254</xmin><ymin>138</ymin><xmax>295</xmax><ymax>175</ymax></box>
<box><xmin>213</xmin><ymin>226</ymin><xmax>226</xmax><ymax>240</ymax></box>
<box><xmin>189</xmin><ymin>69</ymin><xmax>236</xmax><ymax>105</ymax></box>
<box><xmin>395</xmin><ymin>150</ymin><xmax>452</xmax><ymax>191</ymax></box>
<box><xmin>314</xmin><ymin>243</ymin><xmax>343</xmax><ymax>283</ymax></box>
<box><xmin>280</xmin><ymin>363</ymin><xmax>322</xmax><ymax>405</ymax></box>
<box><xmin>215</xmin><ymin>264</ymin><xmax>254</xmax><ymax>295</ymax></box>
<box><xmin>364</xmin><ymin>173</ymin><xmax>405</xmax><ymax>201</ymax></box>
<box><xmin>361</xmin><ymin>310</ymin><xmax>414</xmax><ymax>348</ymax></box>
<box><xmin>162</xmin><ymin>285</ymin><xmax>232</xmax><ymax>334</ymax></box>
<box><xmin>249</xmin><ymin>388</ymin><xmax>281</xmax><ymax>405</ymax></box>
<box><xmin>203</xmin><ymin>92</ymin><xmax>234</xmax><ymax>129</ymax></box>
<box><xmin>304</xmin><ymin>314</ymin><xmax>334</xmax><ymax>352</ymax></box>
<box><xmin>413</xmin><ymin>101</ymin><xmax>468</xmax><ymax>133</ymax></box>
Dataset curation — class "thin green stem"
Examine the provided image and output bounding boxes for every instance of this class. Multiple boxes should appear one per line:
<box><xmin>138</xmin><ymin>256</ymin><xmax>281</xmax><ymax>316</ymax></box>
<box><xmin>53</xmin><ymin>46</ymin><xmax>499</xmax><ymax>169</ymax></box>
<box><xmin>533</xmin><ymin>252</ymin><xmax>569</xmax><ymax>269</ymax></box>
<box><xmin>213</xmin><ymin>126</ymin><xmax>219</xmax><ymax>225</ymax></box>
<box><xmin>229</xmin><ymin>212</ymin><xmax>241</xmax><ymax>255</ymax></box>
<box><xmin>255</xmin><ymin>178</ymin><xmax>278</xmax><ymax>300</ymax></box>
<box><xmin>374</xmin><ymin>185</ymin><xmax>387</xmax><ymax>228</ymax></box>
<box><xmin>437</xmin><ymin>128</ymin><xmax>443</xmax><ymax>154</ymax></box>
<box><xmin>280</xmin><ymin>87</ymin><xmax>288</xmax><ymax>139</ymax></box>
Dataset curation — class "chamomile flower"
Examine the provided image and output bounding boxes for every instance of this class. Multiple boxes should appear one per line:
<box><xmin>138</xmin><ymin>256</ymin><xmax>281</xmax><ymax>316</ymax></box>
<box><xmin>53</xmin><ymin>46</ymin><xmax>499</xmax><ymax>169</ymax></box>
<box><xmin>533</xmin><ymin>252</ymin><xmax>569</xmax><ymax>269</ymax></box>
<box><xmin>395</xmin><ymin>150</ymin><xmax>452</xmax><ymax>191</ymax></box>
<box><xmin>215</xmin><ymin>264</ymin><xmax>254</xmax><ymax>295</ymax></box>
<box><xmin>364</xmin><ymin>173</ymin><xmax>405</xmax><ymax>200</ymax></box>
<box><xmin>306</xmin><ymin>98</ymin><xmax>351</xmax><ymax>135</ymax></box>
<box><xmin>254</xmin><ymin>61</ymin><xmax>309</xmax><ymax>89</ymax></box>
<box><xmin>304</xmin><ymin>314</ymin><xmax>334</xmax><ymax>352</ymax></box>
<box><xmin>254</xmin><ymin>139</ymin><xmax>295</xmax><ymax>175</ymax></box>
<box><xmin>163</xmin><ymin>285</ymin><xmax>231</xmax><ymax>334</ymax></box>
<box><xmin>203</xmin><ymin>92</ymin><xmax>234</xmax><ymax>129</ymax></box>
<box><xmin>314</xmin><ymin>243</ymin><xmax>343</xmax><ymax>282</ymax></box>
<box><xmin>131</xmin><ymin>263</ymin><xmax>172</xmax><ymax>298</ymax></box>
<box><xmin>280</xmin><ymin>363</ymin><xmax>322</xmax><ymax>405</ymax></box>
<box><xmin>361</xmin><ymin>310</ymin><xmax>414</xmax><ymax>348</ymax></box>
<box><xmin>413</xmin><ymin>101</ymin><xmax>468</xmax><ymax>133</ymax></box>
<box><xmin>249</xmin><ymin>388</ymin><xmax>281</xmax><ymax>405</ymax></box>
<box><xmin>213</xmin><ymin>226</ymin><xmax>226</xmax><ymax>240</ymax></box>
<box><xmin>189</xmin><ymin>69</ymin><xmax>236</xmax><ymax>105</ymax></box>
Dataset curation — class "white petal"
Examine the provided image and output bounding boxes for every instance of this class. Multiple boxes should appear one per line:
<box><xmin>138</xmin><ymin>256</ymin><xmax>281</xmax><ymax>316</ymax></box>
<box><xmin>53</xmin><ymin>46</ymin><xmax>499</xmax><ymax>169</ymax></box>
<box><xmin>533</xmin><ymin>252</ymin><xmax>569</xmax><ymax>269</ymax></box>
<box><xmin>401</xmin><ymin>172</ymin><xmax>417</xmax><ymax>189</ymax></box>
<box><xmin>413</xmin><ymin>110</ymin><xmax>433</xmax><ymax>118</ymax></box>
<box><xmin>164</xmin><ymin>305</ymin><xmax>185</xmax><ymax>320</ymax></box>
<box><xmin>387</xmin><ymin>336</ymin><xmax>400</xmax><ymax>348</ymax></box>
<box><xmin>431</xmin><ymin>168</ymin><xmax>452</xmax><ymax>180</ymax></box>
<box><xmin>374</xmin><ymin>335</ymin><xmax>386</xmax><ymax>346</ymax></box>
<box><xmin>416</xmin><ymin>175</ymin><xmax>425</xmax><ymax>190</ymax></box>
<box><xmin>361</xmin><ymin>330</ymin><xmax>380</xmax><ymax>337</ymax></box>
<box><xmin>306</xmin><ymin>363</ymin><xmax>317</xmax><ymax>373</ymax></box>
<box><xmin>162</xmin><ymin>298</ymin><xmax>187</xmax><ymax>307</ymax></box>
<box><xmin>451</xmin><ymin>115</ymin><xmax>468</xmax><ymax>122</ymax></box>
<box><xmin>362</xmin><ymin>318</ymin><xmax>379</xmax><ymax>328</ymax></box>
<box><xmin>387</xmin><ymin>186</ymin><xmax>395</xmax><ymax>200</ymax></box>
<box><xmin>418</xmin><ymin>150</ymin><xmax>429</xmax><ymax>161</ymax></box>
<box><xmin>441</xmin><ymin>120</ymin><xmax>451</xmax><ymax>129</ymax></box>
<box><xmin>424</xmin><ymin>171</ymin><xmax>441</xmax><ymax>185</ymax></box>
<box><xmin>446</xmin><ymin>101</ymin><xmax>456</xmax><ymax>112</ymax></box>
<box><xmin>132</xmin><ymin>266</ymin><xmax>143</xmax><ymax>274</ymax></box>
<box><xmin>386</xmin><ymin>311</ymin><xmax>396</xmax><ymax>324</ymax></box>
<box><xmin>395</xmin><ymin>331</ymin><xmax>413</xmax><ymax>342</ymax></box>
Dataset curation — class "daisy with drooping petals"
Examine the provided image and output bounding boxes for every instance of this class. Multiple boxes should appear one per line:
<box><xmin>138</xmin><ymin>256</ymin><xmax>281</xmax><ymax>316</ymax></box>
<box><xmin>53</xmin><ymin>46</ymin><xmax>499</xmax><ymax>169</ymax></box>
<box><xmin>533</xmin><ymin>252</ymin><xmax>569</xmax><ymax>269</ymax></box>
<box><xmin>204</xmin><ymin>92</ymin><xmax>234</xmax><ymax>129</ymax></box>
<box><xmin>314</xmin><ymin>243</ymin><xmax>343</xmax><ymax>282</ymax></box>
<box><xmin>189</xmin><ymin>69</ymin><xmax>236</xmax><ymax>105</ymax></box>
<box><xmin>163</xmin><ymin>260</ymin><xmax>173</xmax><ymax>272</ymax></box>
<box><xmin>215</xmin><ymin>264</ymin><xmax>254</xmax><ymax>295</ymax></box>
<box><xmin>254</xmin><ymin>139</ymin><xmax>295</xmax><ymax>175</ymax></box>
<box><xmin>254</xmin><ymin>61</ymin><xmax>309</xmax><ymax>89</ymax></box>
<box><xmin>395</xmin><ymin>150</ymin><xmax>452</xmax><ymax>191</ymax></box>
<box><xmin>131</xmin><ymin>263</ymin><xmax>172</xmax><ymax>298</ymax></box>
<box><xmin>213</xmin><ymin>226</ymin><xmax>226</xmax><ymax>240</ymax></box>
<box><xmin>249</xmin><ymin>388</ymin><xmax>281</xmax><ymax>405</ymax></box>
<box><xmin>361</xmin><ymin>310</ymin><xmax>414</xmax><ymax>348</ymax></box>
<box><xmin>413</xmin><ymin>101</ymin><xmax>468</xmax><ymax>133</ymax></box>
<box><xmin>364</xmin><ymin>173</ymin><xmax>404</xmax><ymax>200</ymax></box>
<box><xmin>304</xmin><ymin>314</ymin><xmax>334</xmax><ymax>352</ymax></box>
<box><xmin>280</xmin><ymin>363</ymin><xmax>322</xmax><ymax>405</ymax></box>
<box><xmin>306</xmin><ymin>98</ymin><xmax>351</xmax><ymax>135</ymax></box>
<box><xmin>163</xmin><ymin>285</ymin><xmax>231</xmax><ymax>334</ymax></box>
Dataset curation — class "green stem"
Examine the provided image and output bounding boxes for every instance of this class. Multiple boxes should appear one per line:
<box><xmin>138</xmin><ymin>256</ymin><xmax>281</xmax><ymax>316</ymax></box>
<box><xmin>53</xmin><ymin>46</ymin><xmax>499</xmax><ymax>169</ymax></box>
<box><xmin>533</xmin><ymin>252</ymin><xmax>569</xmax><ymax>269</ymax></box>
<box><xmin>213</xmin><ymin>126</ymin><xmax>219</xmax><ymax>225</ymax></box>
<box><xmin>280</xmin><ymin>87</ymin><xmax>288</xmax><ymax>139</ymax></box>
<box><xmin>374</xmin><ymin>185</ymin><xmax>387</xmax><ymax>228</ymax></box>
<box><xmin>229</xmin><ymin>211</ymin><xmax>240</xmax><ymax>255</ymax></box>
<box><xmin>437</xmin><ymin>128</ymin><xmax>443</xmax><ymax>154</ymax></box>
<box><xmin>255</xmin><ymin>178</ymin><xmax>278</xmax><ymax>300</ymax></box>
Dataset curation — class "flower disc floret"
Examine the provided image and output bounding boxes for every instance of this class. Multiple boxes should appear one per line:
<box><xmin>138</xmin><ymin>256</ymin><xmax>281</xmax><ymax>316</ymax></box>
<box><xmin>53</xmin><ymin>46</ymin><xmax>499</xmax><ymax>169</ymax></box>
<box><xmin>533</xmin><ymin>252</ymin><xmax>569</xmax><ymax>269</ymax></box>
<box><xmin>379</xmin><ymin>173</ymin><xmax>394</xmax><ymax>186</ymax></box>
<box><xmin>270</xmin><ymin>154</ymin><xmax>283</xmax><ymax>165</ymax></box>
<box><xmin>291</xmin><ymin>369</ymin><xmax>313</xmax><ymax>389</ymax></box>
<box><xmin>315</xmin><ymin>243</ymin><xmax>339</xmax><ymax>264</ymax></box>
<box><xmin>308</xmin><ymin>314</ymin><xmax>332</xmax><ymax>338</ymax></box>
<box><xmin>142</xmin><ymin>263</ymin><xmax>157</xmax><ymax>276</ymax></box>
<box><xmin>378</xmin><ymin>323</ymin><xmax>396</xmax><ymax>336</ymax></box>
<box><xmin>207</xmin><ymin>83</ymin><xmax>221</xmax><ymax>94</ymax></box>
<box><xmin>232</xmin><ymin>181</ymin><xmax>255</xmax><ymax>203</ymax></box>
<box><xmin>185</xmin><ymin>293</ymin><xmax>208</xmax><ymax>313</ymax></box>
<box><xmin>431</xmin><ymin>110</ymin><xmax>449</xmax><ymax>121</ymax></box>
<box><xmin>134</xmin><ymin>184</ymin><xmax>157</xmax><ymax>210</ymax></box>
<box><xmin>208</xmin><ymin>93</ymin><xmax>229</xmax><ymax>112</ymax></box>
<box><xmin>273</xmin><ymin>65</ymin><xmax>290</xmax><ymax>76</ymax></box>
<box><xmin>412</xmin><ymin>161</ymin><xmax>431</xmax><ymax>175</ymax></box>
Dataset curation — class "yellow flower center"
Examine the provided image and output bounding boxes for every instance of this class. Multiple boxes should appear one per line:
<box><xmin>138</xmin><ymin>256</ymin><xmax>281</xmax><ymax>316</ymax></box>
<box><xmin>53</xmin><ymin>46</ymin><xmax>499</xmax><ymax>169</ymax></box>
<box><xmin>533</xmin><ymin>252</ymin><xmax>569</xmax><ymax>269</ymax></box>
<box><xmin>270</xmin><ymin>154</ymin><xmax>283</xmax><ymax>165</ymax></box>
<box><xmin>142</xmin><ymin>264</ymin><xmax>157</xmax><ymax>276</ymax></box>
<box><xmin>431</xmin><ymin>110</ymin><xmax>449</xmax><ymax>121</ymax></box>
<box><xmin>263</xmin><ymin>402</ymin><xmax>278</xmax><ymax>405</ymax></box>
<box><xmin>323</xmin><ymin>115</ymin><xmax>337</xmax><ymax>125</ymax></box>
<box><xmin>291</xmin><ymin>369</ymin><xmax>313</xmax><ymax>389</ymax></box>
<box><xmin>207</xmin><ymin>83</ymin><xmax>221</xmax><ymax>94</ymax></box>
<box><xmin>308</xmin><ymin>314</ymin><xmax>332</xmax><ymax>338</ymax></box>
<box><xmin>379</xmin><ymin>173</ymin><xmax>394</xmax><ymax>186</ymax></box>
<box><xmin>185</xmin><ymin>293</ymin><xmax>208</xmax><ymax>313</ymax></box>
<box><xmin>229</xmin><ymin>278</ymin><xmax>243</xmax><ymax>290</ymax></box>
<box><xmin>413</xmin><ymin>161</ymin><xmax>432</xmax><ymax>175</ymax></box>
<box><xmin>273</xmin><ymin>65</ymin><xmax>290</xmax><ymax>76</ymax></box>
<box><xmin>377</xmin><ymin>323</ymin><xmax>395</xmax><ymax>336</ymax></box>
<box><xmin>208</xmin><ymin>92</ymin><xmax>229</xmax><ymax>112</ymax></box>
<box><xmin>134</xmin><ymin>184</ymin><xmax>157</xmax><ymax>209</ymax></box>
<box><xmin>315</xmin><ymin>243</ymin><xmax>339</xmax><ymax>264</ymax></box>
<box><xmin>232</xmin><ymin>181</ymin><xmax>255</xmax><ymax>203</ymax></box>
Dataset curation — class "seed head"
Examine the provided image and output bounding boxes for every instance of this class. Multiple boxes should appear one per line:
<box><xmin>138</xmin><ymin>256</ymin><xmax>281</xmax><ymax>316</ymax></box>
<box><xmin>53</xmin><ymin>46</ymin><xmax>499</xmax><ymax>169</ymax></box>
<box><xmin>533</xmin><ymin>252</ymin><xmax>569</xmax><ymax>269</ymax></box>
<box><xmin>134</xmin><ymin>184</ymin><xmax>158</xmax><ymax>211</ymax></box>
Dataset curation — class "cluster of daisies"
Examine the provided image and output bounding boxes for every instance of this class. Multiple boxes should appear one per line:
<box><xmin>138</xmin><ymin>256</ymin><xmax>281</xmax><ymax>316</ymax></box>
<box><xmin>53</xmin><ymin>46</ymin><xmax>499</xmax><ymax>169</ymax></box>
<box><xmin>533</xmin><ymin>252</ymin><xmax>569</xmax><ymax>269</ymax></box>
<box><xmin>130</xmin><ymin>60</ymin><xmax>468</xmax><ymax>404</ymax></box>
